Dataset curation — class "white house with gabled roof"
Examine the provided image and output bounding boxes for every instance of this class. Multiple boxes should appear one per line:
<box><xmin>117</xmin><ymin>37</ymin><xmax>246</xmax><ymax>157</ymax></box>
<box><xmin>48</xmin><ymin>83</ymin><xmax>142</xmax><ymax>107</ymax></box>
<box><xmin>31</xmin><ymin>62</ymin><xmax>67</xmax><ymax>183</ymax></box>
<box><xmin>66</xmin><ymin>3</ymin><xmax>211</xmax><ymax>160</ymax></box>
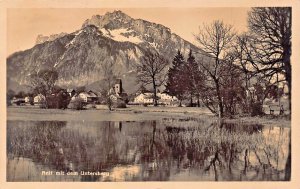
<box><xmin>134</xmin><ymin>93</ymin><xmax>154</xmax><ymax>104</ymax></box>
<box><xmin>133</xmin><ymin>92</ymin><xmax>178</xmax><ymax>105</ymax></box>
<box><xmin>72</xmin><ymin>90</ymin><xmax>98</xmax><ymax>103</ymax></box>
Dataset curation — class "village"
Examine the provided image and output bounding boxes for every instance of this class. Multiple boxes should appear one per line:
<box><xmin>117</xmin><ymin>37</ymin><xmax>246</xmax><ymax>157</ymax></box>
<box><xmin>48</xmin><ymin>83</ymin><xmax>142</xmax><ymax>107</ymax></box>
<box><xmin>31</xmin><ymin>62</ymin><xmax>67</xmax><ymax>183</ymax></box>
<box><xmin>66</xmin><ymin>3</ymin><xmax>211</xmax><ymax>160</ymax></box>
<box><xmin>8</xmin><ymin>77</ymin><xmax>289</xmax><ymax>116</ymax></box>
<box><xmin>9</xmin><ymin>79</ymin><xmax>180</xmax><ymax>109</ymax></box>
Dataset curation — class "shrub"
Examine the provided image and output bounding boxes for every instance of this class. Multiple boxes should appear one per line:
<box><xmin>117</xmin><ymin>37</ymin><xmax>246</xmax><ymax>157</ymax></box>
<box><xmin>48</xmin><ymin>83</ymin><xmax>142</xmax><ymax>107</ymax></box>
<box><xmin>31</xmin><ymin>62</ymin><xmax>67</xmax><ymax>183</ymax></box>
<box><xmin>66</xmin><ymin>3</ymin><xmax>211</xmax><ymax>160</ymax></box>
<box><xmin>47</xmin><ymin>91</ymin><xmax>71</xmax><ymax>109</ymax></box>
<box><xmin>114</xmin><ymin>101</ymin><xmax>127</xmax><ymax>108</ymax></box>
<box><xmin>7</xmin><ymin>100</ymin><xmax>12</xmax><ymax>106</ymax></box>
<box><xmin>91</xmin><ymin>102</ymin><xmax>96</xmax><ymax>109</ymax></box>
<box><xmin>39</xmin><ymin>102</ymin><xmax>47</xmax><ymax>109</ymax></box>
<box><xmin>68</xmin><ymin>98</ymin><xmax>84</xmax><ymax>110</ymax></box>
<box><xmin>86</xmin><ymin>103</ymin><xmax>96</xmax><ymax>109</ymax></box>
<box><xmin>250</xmin><ymin>102</ymin><xmax>264</xmax><ymax>116</ymax></box>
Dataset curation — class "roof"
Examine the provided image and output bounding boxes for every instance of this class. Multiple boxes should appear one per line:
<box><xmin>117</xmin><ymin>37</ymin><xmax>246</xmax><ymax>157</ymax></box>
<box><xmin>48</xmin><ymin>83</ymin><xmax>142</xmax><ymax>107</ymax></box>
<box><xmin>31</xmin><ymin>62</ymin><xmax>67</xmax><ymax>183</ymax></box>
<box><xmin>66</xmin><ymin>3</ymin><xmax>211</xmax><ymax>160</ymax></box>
<box><xmin>87</xmin><ymin>90</ymin><xmax>98</xmax><ymax>96</ymax></box>
<box><xmin>115</xmin><ymin>79</ymin><xmax>122</xmax><ymax>83</ymax></box>
<box><xmin>136</xmin><ymin>93</ymin><xmax>157</xmax><ymax>100</ymax></box>
<box><xmin>78</xmin><ymin>91</ymin><xmax>98</xmax><ymax>98</ymax></box>
<box><xmin>34</xmin><ymin>94</ymin><xmax>45</xmax><ymax>99</ymax></box>
<box><xmin>67</xmin><ymin>89</ymin><xmax>76</xmax><ymax>93</ymax></box>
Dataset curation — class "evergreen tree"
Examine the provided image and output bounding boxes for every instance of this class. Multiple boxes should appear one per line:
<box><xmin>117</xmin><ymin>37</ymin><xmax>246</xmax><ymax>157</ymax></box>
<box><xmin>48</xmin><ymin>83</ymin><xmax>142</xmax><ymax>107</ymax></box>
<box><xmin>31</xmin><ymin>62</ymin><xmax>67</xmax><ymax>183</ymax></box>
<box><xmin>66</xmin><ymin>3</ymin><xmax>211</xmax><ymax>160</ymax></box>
<box><xmin>184</xmin><ymin>49</ymin><xmax>205</xmax><ymax>107</ymax></box>
<box><xmin>165</xmin><ymin>50</ymin><xmax>185</xmax><ymax>106</ymax></box>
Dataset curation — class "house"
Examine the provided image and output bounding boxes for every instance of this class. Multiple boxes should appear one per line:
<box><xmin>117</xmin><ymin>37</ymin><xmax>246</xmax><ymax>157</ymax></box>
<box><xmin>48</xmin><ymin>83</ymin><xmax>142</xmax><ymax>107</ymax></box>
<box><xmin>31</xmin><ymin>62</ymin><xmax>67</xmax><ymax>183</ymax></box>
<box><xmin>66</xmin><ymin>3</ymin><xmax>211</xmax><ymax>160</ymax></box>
<box><xmin>24</xmin><ymin>96</ymin><xmax>33</xmax><ymax>103</ymax></box>
<box><xmin>67</xmin><ymin>89</ymin><xmax>76</xmax><ymax>97</ymax></box>
<box><xmin>11</xmin><ymin>97</ymin><xmax>26</xmax><ymax>105</ymax></box>
<box><xmin>34</xmin><ymin>94</ymin><xmax>46</xmax><ymax>104</ymax></box>
<box><xmin>24</xmin><ymin>96</ymin><xmax>30</xmax><ymax>103</ymax></box>
<box><xmin>72</xmin><ymin>90</ymin><xmax>98</xmax><ymax>103</ymax></box>
<box><xmin>158</xmin><ymin>93</ymin><xmax>178</xmax><ymax>101</ymax></box>
<box><xmin>134</xmin><ymin>93</ymin><xmax>154</xmax><ymax>104</ymax></box>
<box><xmin>157</xmin><ymin>93</ymin><xmax>178</xmax><ymax>106</ymax></box>
<box><xmin>23</xmin><ymin>96</ymin><xmax>34</xmax><ymax>105</ymax></box>
<box><xmin>133</xmin><ymin>92</ymin><xmax>178</xmax><ymax>105</ymax></box>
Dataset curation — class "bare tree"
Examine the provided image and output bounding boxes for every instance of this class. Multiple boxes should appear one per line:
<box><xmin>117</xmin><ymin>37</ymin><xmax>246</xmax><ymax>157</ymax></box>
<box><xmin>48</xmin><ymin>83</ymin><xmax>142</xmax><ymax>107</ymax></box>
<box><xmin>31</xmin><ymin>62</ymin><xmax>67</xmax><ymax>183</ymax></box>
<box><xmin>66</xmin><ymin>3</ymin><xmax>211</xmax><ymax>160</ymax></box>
<box><xmin>247</xmin><ymin>7</ymin><xmax>291</xmax><ymax>112</ymax></box>
<box><xmin>234</xmin><ymin>34</ymin><xmax>254</xmax><ymax>86</ymax></box>
<box><xmin>219</xmin><ymin>53</ymin><xmax>245</xmax><ymax>116</ymax></box>
<box><xmin>30</xmin><ymin>69</ymin><xmax>59</xmax><ymax>108</ymax></box>
<box><xmin>137</xmin><ymin>52</ymin><xmax>169</xmax><ymax>106</ymax></box>
<box><xmin>99</xmin><ymin>61</ymin><xmax>118</xmax><ymax>111</ymax></box>
<box><xmin>195</xmin><ymin>20</ymin><xmax>236</xmax><ymax>117</ymax></box>
<box><xmin>231</xmin><ymin>33</ymin><xmax>260</xmax><ymax>114</ymax></box>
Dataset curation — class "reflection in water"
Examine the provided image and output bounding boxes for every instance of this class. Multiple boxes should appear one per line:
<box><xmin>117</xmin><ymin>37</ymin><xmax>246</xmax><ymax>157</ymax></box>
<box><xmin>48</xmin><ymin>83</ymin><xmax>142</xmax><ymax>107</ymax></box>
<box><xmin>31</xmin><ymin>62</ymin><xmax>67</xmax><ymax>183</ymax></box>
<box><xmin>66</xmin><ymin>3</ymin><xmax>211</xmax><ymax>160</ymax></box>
<box><xmin>7</xmin><ymin>120</ymin><xmax>290</xmax><ymax>181</ymax></box>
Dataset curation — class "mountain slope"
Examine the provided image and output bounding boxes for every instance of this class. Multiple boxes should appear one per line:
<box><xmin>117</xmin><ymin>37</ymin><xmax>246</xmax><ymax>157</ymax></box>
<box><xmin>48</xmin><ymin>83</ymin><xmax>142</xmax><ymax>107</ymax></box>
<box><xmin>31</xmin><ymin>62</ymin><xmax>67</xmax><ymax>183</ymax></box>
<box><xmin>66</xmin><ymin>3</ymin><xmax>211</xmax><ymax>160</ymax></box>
<box><xmin>7</xmin><ymin>10</ymin><xmax>209</xmax><ymax>94</ymax></box>
<box><xmin>82</xmin><ymin>10</ymin><xmax>205</xmax><ymax>57</ymax></box>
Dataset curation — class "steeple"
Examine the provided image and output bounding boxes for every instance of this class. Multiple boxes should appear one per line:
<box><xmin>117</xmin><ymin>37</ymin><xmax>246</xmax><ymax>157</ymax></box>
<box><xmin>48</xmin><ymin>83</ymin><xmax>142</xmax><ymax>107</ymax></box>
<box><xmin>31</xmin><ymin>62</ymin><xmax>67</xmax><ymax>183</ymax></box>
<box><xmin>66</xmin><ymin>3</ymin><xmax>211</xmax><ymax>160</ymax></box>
<box><xmin>114</xmin><ymin>79</ymin><xmax>122</xmax><ymax>94</ymax></box>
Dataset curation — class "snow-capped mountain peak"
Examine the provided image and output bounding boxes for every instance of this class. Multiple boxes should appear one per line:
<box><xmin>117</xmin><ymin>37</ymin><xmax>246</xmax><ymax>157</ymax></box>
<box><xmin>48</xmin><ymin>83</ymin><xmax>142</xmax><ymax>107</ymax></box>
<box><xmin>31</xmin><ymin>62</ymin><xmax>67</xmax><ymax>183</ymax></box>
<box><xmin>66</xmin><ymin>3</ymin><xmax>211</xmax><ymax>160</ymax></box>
<box><xmin>8</xmin><ymin>10</ymin><xmax>209</xmax><ymax>93</ymax></box>
<box><xmin>99</xmin><ymin>28</ymin><xmax>143</xmax><ymax>44</ymax></box>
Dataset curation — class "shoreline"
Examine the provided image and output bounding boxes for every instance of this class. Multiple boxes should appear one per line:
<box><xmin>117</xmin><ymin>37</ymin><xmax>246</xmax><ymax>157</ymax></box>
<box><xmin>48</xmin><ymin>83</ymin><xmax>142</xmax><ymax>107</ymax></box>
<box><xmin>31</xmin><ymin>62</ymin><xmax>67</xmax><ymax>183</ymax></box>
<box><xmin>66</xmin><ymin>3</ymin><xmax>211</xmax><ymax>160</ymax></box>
<box><xmin>6</xmin><ymin>106</ymin><xmax>290</xmax><ymax>127</ymax></box>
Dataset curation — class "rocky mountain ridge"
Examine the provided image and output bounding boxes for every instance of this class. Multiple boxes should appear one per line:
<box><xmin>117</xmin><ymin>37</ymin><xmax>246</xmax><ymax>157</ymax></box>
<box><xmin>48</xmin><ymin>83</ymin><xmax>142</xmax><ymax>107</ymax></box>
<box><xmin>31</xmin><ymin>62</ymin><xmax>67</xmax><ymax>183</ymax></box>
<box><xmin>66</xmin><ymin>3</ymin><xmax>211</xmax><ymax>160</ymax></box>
<box><xmin>35</xmin><ymin>32</ymin><xmax>68</xmax><ymax>45</ymax></box>
<box><xmin>7</xmin><ymin>10</ymin><xmax>209</xmax><ymax>94</ymax></box>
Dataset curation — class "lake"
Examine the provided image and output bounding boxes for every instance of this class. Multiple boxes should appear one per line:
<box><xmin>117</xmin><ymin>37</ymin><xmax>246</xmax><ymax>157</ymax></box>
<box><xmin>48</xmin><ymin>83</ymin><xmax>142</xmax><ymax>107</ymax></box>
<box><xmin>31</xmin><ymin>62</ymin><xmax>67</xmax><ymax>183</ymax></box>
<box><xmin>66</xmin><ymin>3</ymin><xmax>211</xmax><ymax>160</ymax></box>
<box><xmin>7</xmin><ymin>119</ymin><xmax>290</xmax><ymax>181</ymax></box>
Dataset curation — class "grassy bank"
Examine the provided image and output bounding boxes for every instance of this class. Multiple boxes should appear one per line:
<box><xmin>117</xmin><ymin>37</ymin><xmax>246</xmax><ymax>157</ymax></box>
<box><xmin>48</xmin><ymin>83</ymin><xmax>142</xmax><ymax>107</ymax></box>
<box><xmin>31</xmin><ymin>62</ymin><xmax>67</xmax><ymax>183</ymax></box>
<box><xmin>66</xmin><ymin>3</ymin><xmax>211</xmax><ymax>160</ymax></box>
<box><xmin>6</xmin><ymin>105</ymin><xmax>215</xmax><ymax>122</ymax></box>
<box><xmin>223</xmin><ymin>115</ymin><xmax>291</xmax><ymax>128</ymax></box>
<box><xmin>6</xmin><ymin>105</ymin><xmax>290</xmax><ymax>127</ymax></box>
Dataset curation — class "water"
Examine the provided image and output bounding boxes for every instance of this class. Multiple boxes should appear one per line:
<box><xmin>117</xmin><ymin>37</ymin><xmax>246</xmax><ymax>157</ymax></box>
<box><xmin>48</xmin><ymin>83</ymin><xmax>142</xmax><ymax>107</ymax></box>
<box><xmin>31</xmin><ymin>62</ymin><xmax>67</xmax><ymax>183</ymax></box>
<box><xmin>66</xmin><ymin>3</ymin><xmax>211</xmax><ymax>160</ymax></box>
<box><xmin>6</xmin><ymin>119</ymin><xmax>290</xmax><ymax>181</ymax></box>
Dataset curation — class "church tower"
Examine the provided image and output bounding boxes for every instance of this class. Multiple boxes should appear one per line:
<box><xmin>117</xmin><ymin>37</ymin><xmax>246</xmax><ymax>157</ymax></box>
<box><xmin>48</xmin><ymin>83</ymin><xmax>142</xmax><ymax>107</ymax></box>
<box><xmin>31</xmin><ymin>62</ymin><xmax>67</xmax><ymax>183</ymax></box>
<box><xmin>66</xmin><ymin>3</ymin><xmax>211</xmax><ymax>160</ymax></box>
<box><xmin>114</xmin><ymin>79</ymin><xmax>122</xmax><ymax>94</ymax></box>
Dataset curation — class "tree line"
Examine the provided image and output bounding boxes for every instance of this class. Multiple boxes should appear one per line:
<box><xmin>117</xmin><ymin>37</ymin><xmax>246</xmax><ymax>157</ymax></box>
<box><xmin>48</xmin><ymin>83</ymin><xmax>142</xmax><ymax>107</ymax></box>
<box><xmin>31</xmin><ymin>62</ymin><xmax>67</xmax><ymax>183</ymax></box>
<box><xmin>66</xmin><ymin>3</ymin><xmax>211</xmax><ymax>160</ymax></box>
<box><xmin>8</xmin><ymin>64</ymin><xmax>126</xmax><ymax>110</ymax></box>
<box><xmin>137</xmin><ymin>7</ymin><xmax>291</xmax><ymax>118</ymax></box>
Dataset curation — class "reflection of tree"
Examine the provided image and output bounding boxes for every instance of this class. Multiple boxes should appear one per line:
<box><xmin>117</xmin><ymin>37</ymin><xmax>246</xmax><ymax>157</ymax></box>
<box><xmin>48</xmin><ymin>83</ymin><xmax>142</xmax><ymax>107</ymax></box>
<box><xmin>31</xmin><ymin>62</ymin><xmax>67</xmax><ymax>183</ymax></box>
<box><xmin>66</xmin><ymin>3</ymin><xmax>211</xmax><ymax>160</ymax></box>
<box><xmin>7</xmin><ymin>120</ymin><xmax>290</xmax><ymax>181</ymax></box>
<box><xmin>8</xmin><ymin>121</ymin><xmax>140</xmax><ymax>181</ymax></box>
<box><xmin>7</xmin><ymin>121</ymin><xmax>68</xmax><ymax>170</ymax></box>
<box><xmin>138</xmin><ymin>121</ymin><xmax>289</xmax><ymax>181</ymax></box>
<box><xmin>138</xmin><ymin>121</ymin><xmax>172</xmax><ymax>181</ymax></box>
<box><xmin>285</xmin><ymin>130</ymin><xmax>291</xmax><ymax>180</ymax></box>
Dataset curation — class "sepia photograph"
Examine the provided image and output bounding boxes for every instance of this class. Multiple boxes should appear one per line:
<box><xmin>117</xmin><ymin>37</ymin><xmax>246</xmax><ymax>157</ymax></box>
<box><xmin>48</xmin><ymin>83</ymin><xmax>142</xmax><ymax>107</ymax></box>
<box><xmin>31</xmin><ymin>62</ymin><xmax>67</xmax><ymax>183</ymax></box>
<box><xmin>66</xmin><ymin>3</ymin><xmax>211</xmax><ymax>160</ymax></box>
<box><xmin>1</xmin><ymin>0</ymin><xmax>299</xmax><ymax>187</ymax></box>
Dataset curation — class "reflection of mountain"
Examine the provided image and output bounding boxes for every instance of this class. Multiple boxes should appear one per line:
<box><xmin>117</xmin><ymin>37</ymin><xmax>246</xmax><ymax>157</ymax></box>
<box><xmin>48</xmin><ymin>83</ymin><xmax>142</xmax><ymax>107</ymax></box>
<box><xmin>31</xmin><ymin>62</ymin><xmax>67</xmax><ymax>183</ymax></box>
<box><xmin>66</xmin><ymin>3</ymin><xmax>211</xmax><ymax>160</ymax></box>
<box><xmin>7</xmin><ymin>120</ymin><xmax>290</xmax><ymax>181</ymax></box>
<box><xmin>7</xmin><ymin>10</ymin><xmax>209</xmax><ymax>94</ymax></box>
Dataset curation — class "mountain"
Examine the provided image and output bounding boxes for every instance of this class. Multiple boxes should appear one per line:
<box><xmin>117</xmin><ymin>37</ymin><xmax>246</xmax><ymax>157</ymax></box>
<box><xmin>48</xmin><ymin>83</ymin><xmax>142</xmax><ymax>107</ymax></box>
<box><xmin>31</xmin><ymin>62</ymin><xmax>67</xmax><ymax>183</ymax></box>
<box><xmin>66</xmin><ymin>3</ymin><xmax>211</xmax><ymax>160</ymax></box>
<box><xmin>7</xmin><ymin>10</ymin><xmax>209</xmax><ymax>94</ymax></box>
<box><xmin>35</xmin><ymin>32</ymin><xmax>68</xmax><ymax>45</ymax></box>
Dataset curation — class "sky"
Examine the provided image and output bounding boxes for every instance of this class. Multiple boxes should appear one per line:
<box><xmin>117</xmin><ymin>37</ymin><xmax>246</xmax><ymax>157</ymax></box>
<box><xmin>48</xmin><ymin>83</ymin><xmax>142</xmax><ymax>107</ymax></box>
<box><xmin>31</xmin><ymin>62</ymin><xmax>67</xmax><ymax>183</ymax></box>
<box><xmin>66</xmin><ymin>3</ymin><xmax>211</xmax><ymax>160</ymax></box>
<box><xmin>7</xmin><ymin>8</ymin><xmax>250</xmax><ymax>56</ymax></box>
